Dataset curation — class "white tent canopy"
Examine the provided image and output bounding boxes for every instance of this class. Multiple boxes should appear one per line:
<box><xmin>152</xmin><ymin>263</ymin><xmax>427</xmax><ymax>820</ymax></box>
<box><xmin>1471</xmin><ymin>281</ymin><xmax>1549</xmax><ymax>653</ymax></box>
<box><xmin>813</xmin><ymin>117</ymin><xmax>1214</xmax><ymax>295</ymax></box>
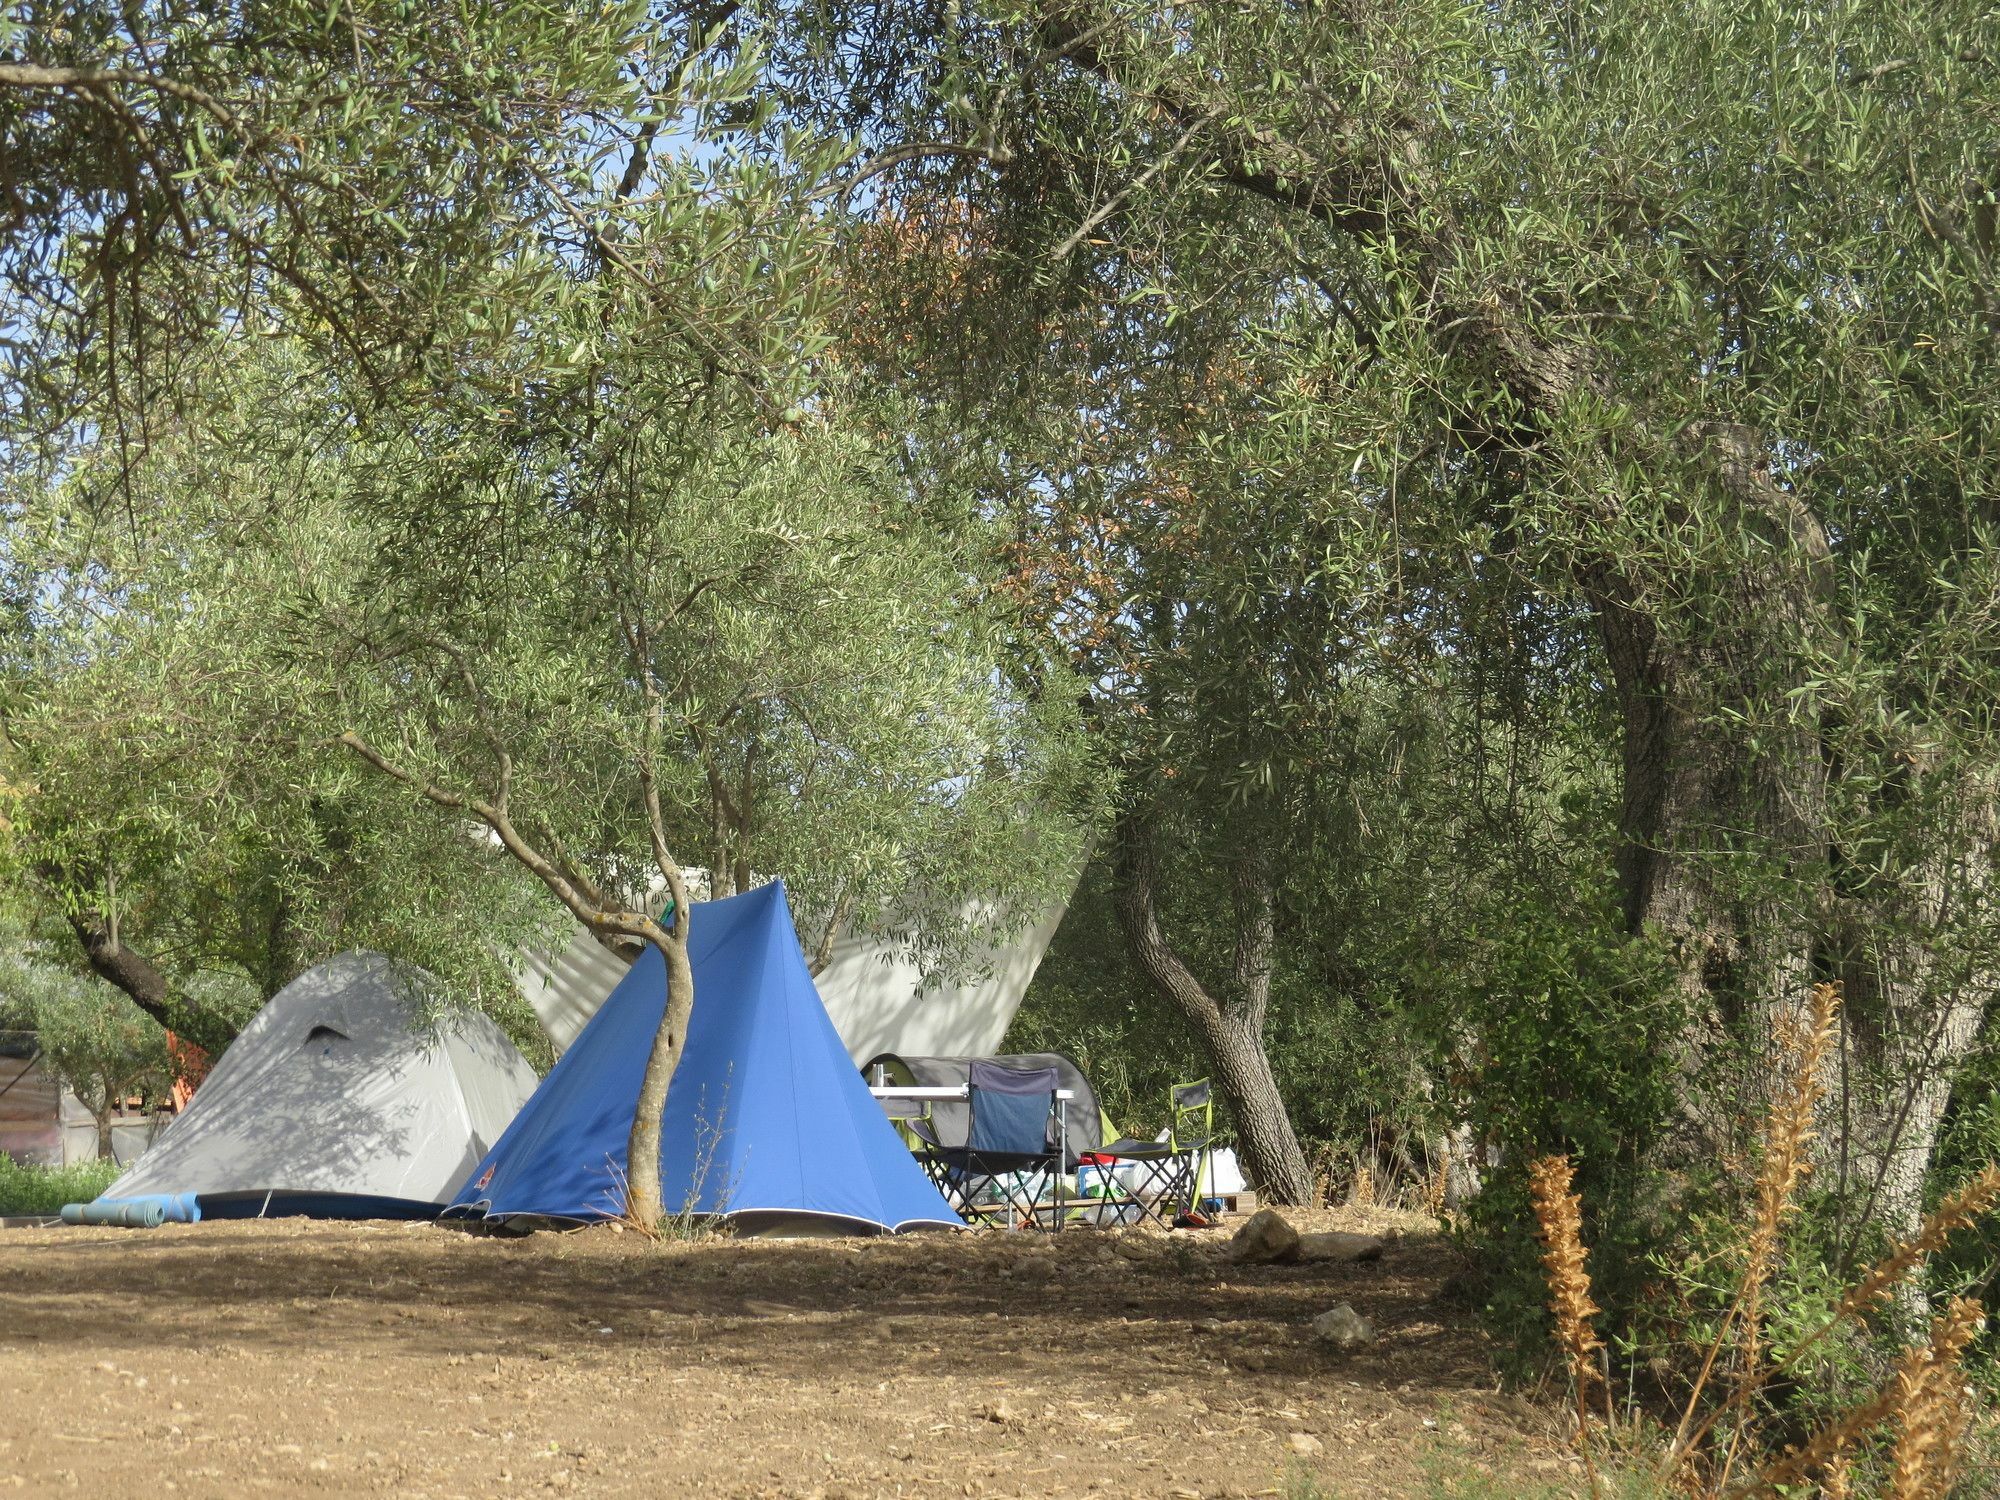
<box><xmin>520</xmin><ymin>893</ymin><xmax>1069</xmax><ymax>1062</ymax></box>
<box><xmin>106</xmin><ymin>953</ymin><xmax>538</xmax><ymax>1214</ymax></box>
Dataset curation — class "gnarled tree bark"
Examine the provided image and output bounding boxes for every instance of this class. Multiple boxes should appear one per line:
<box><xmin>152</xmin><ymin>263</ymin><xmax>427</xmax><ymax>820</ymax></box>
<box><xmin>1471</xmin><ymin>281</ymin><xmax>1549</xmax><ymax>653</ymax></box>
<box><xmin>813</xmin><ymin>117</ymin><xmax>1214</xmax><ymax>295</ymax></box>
<box><xmin>1033</xmin><ymin>3</ymin><xmax>1844</xmax><ymax>1146</ymax></box>
<box><xmin>52</xmin><ymin>885</ymin><xmax>231</xmax><ymax>1054</ymax></box>
<box><xmin>1113</xmin><ymin>807</ymin><xmax>1315</xmax><ymax>1205</ymax></box>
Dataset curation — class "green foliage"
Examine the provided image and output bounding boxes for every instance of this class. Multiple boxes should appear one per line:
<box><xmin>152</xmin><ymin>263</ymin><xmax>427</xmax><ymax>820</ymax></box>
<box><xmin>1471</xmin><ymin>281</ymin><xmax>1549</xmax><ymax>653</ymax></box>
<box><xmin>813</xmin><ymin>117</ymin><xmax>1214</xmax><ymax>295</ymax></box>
<box><xmin>1013</xmin><ymin>852</ymin><xmax>1442</xmax><ymax>1178</ymax></box>
<box><xmin>10</xmin><ymin>0</ymin><xmax>2000</xmax><ymax>1412</ymax></box>
<box><xmin>1</xmin><ymin>0</ymin><xmax>652</xmax><ymax>462</ymax></box>
<box><xmin>775</xmin><ymin>0</ymin><xmax>2000</xmax><ymax>1386</ymax></box>
<box><xmin>1</xmin><ymin>389</ymin><xmax>567</xmax><ymax>1047</ymax></box>
<box><xmin>0</xmin><ymin>1156</ymin><xmax>121</xmax><ymax>1216</ymax></box>
<box><xmin>0</xmin><ymin>944</ymin><xmax>174</xmax><ymax>1120</ymax></box>
<box><xmin>1925</xmin><ymin>1046</ymin><xmax>2000</xmax><ymax>1315</ymax></box>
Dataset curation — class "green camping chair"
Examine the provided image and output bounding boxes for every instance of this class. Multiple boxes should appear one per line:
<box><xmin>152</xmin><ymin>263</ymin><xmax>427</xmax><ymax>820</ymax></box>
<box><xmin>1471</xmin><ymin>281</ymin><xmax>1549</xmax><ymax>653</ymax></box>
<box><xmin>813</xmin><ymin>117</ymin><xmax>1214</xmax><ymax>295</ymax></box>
<box><xmin>1082</xmin><ymin>1078</ymin><xmax>1214</xmax><ymax>1228</ymax></box>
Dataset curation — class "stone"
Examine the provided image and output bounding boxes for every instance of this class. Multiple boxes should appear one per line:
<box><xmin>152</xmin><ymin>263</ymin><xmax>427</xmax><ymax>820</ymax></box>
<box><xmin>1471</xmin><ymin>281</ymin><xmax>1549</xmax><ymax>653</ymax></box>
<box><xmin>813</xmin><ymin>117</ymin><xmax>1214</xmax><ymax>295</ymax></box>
<box><xmin>1227</xmin><ymin>1208</ymin><xmax>1302</xmax><ymax>1265</ymax></box>
<box><xmin>1312</xmin><ymin>1302</ymin><xmax>1375</xmax><ymax>1350</ymax></box>
<box><xmin>1296</xmin><ymin>1232</ymin><xmax>1386</xmax><ymax>1264</ymax></box>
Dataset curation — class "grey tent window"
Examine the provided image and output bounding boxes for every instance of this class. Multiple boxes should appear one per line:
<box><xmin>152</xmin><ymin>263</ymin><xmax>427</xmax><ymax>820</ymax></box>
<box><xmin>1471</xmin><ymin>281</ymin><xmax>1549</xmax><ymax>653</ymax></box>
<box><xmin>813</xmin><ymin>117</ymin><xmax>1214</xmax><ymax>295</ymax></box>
<box><xmin>304</xmin><ymin>1025</ymin><xmax>350</xmax><ymax>1045</ymax></box>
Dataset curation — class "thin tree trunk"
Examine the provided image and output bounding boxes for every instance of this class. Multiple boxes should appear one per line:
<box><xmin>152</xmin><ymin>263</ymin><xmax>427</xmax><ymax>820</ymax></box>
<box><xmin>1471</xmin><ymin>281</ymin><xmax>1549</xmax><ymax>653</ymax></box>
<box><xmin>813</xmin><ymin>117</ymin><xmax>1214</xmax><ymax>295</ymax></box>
<box><xmin>1113</xmin><ymin>809</ymin><xmax>1316</xmax><ymax>1205</ymax></box>
<box><xmin>1831</xmin><ymin>776</ymin><xmax>1999</xmax><ymax>1294</ymax></box>
<box><xmin>338</xmin><ymin>728</ymin><xmax>696</xmax><ymax>1234</ymax></box>
<box><xmin>731</xmin><ymin>739</ymin><xmax>756</xmax><ymax>897</ymax></box>
<box><xmin>624</xmin><ymin>913</ymin><xmax>695</xmax><ymax>1229</ymax></box>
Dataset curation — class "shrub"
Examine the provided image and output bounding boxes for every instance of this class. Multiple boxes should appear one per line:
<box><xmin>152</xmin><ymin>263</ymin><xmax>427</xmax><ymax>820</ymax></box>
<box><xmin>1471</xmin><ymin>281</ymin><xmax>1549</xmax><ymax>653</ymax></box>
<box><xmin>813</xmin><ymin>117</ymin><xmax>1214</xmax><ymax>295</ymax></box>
<box><xmin>0</xmin><ymin>1156</ymin><xmax>121</xmax><ymax>1216</ymax></box>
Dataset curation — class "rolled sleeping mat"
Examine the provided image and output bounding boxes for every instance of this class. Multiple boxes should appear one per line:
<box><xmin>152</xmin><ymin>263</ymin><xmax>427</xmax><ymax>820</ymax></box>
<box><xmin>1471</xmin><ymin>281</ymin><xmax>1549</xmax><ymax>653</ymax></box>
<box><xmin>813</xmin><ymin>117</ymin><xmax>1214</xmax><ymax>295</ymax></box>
<box><xmin>60</xmin><ymin>1194</ymin><xmax>202</xmax><ymax>1227</ymax></box>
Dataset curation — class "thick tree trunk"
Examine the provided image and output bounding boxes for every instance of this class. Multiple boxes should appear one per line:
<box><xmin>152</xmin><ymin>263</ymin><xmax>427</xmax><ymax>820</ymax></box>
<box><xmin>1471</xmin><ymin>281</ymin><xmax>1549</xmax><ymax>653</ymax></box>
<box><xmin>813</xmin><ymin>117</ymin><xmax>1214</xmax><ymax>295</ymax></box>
<box><xmin>1576</xmin><ymin>426</ymin><xmax>1834</xmax><ymax>1151</ymax></box>
<box><xmin>1113</xmin><ymin>810</ymin><xmax>1316</xmax><ymax>1205</ymax></box>
<box><xmin>60</xmin><ymin>902</ymin><xmax>229</xmax><ymax>1053</ymax></box>
<box><xmin>64</xmin><ymin>907</ymin><xmax>173</xmax><ymax>1022</ymax></box>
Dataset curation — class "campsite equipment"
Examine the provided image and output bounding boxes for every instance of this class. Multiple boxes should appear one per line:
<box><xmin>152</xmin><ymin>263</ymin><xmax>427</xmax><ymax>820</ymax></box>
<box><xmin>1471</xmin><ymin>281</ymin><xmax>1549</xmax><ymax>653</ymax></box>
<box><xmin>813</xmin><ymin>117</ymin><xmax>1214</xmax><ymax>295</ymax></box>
<box><xmin>60</xmin><ymin>1194</ymin><xmax>198</xmax><ymax>1227</ymax></box>
<box><xmin>862</xmin><ymin>1051</ymin><xmax>1110</xmax><ymax>1162</ymax></box>
<box><xmin>91</xmin><ymin>953</ymin><xmax>538</xmax><ymax>1220</ymax></box>
<box><xmin>446</xmin><ymin>881</ymin><xmax>962</xmax><ymax>1235</ymax></box>
<box><xmin>911</xmin><ymin>1060</ymin><xmax>1069</xmax><ymax>1229</ymax></box>
<box><xmin>1085</xmin><ymin>1079</ymin><xmax>1217</xmax><ymax>1229</ymax></box>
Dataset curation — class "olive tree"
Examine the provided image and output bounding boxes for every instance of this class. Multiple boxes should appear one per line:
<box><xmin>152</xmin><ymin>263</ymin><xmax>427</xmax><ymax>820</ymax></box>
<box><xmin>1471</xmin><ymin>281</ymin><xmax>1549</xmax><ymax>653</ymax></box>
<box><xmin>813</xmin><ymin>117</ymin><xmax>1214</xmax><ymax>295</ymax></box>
<box><xmin>0</xmin><ymin>389</ymin><xmax>562</xmax><ymax>1052</ymax></box>
<box><xmin>0</xmin><ymin>0</ymin><xmax>650</xmax><ymax>469</ymax></box>
<box><xmin>775</xmin><ymin>0</ymin><xmax>2000</xmax><ymax>1254</ymax></box>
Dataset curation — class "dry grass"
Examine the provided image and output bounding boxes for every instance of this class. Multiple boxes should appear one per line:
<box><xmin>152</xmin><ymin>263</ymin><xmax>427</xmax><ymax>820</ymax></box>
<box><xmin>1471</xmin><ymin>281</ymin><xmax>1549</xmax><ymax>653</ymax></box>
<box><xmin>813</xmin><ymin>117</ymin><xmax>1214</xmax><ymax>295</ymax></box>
<box><xmin>1530</xmin><ymin>982</ymin><xmax>1997</xmax><ymax>1500</ymax></box>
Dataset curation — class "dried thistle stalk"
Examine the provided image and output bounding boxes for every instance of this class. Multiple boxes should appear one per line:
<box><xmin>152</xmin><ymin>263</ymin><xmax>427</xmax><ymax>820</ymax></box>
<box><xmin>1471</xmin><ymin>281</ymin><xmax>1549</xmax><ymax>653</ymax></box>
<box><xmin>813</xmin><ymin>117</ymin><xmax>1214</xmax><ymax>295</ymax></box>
<box><xmin>1737</xmin><ymin>984</ymin><xmax>1839</xmax><ymax>1390</ymax></box>
<box><xmin>1886</xmin><ymin>1296</ymin><xmax>1984</xmax><ymax>1500</ymax></box>
<box><xmin>1736</xmin><ymin>1296</ymin><xmax>1986</xmax><ymax>1499</ymax></box>
<box><xmin>1669</xmin><ymin>986</ymin><xmax>1841</xmax><ymax>1479</ymax></box>
<box><xmin>1530</xmin><ymin>1150</ymin><xmax>1605</xmax><ymax>1500</ymax></box>
<box><xmin>1833</xmin><ymin>1164</ymin><xmax>2000</xmax><ymax>1327</ymax></box>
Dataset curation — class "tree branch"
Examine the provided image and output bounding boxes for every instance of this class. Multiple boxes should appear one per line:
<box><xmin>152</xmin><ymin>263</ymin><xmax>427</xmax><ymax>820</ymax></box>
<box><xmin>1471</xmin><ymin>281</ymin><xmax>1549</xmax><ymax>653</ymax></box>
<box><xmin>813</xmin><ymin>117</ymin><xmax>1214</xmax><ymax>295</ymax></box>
<box><xmin>0</xmin><ymin>63</ymin><xmax>250</xmax><ymax>132</ymax></box>
<box><xmin>338</xmin><ymin>730</ymin><xmax>663</xmax><ymax>949</ymax></box>
<box><xmin>823</xmin><ymin>141</ymin><xmax>1014</xmax><ymax>201</ymax></box>
<box><xmin>1051</xmin><ymin>104</ymin><xmax>1223</xmax><ymax>260</ymax></box>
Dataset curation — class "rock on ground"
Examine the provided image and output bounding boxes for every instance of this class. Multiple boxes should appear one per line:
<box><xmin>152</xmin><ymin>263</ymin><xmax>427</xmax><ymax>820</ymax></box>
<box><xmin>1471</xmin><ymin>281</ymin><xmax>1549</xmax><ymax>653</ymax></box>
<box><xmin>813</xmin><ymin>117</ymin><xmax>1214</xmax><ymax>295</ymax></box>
<box><xmin>1228</xmin><ymin>1208</ymin><xmax>1303</xmax><ymax>1264</ymax></box>
<box><xmin>1297</xmin><ymin>1231</ymin><xmax>1385</xmax><ymax>1264</ymax></box>
<box><xmin>1313</xmin><ymin>1301</ymin><xmax>1376</xmax><ymax>1349</ymax></box>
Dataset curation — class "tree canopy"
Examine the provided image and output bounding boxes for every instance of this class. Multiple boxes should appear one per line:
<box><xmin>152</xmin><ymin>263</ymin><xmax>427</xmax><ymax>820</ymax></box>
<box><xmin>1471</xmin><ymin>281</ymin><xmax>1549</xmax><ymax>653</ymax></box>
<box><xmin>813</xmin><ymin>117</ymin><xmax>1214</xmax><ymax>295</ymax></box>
<box><xmin>4</xmin><ymin>0</ymin><xmax>1999</xmax><ymax>1426</ymax></box>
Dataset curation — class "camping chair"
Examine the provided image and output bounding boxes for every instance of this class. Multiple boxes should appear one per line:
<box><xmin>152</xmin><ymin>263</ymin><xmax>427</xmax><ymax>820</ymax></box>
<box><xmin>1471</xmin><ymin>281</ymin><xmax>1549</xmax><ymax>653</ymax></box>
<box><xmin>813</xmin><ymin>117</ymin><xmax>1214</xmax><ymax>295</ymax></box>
<box><xmin>918</xmin><ymin>1060</ymin><xmax>1065</xmax><ymax>1230</ymax></box>
<box><xmin>1086</xmin><ymin>1079</ymin><xmax>1214</xmax><ymax>1228</ymax></box>
<box><xmin>875</xmin><ymin>1092</ymin><xmax>934</xmax><ymax>1155</ymax></box>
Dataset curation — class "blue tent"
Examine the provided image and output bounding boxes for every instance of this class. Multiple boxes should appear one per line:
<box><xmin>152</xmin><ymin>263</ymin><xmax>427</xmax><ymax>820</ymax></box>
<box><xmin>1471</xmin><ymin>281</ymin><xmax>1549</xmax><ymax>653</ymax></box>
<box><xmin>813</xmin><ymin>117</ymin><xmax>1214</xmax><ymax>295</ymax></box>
<box><xmin>447</xmin><ymin>882</ymin><xmax>961</xmax><ymax>1234</ymax></box>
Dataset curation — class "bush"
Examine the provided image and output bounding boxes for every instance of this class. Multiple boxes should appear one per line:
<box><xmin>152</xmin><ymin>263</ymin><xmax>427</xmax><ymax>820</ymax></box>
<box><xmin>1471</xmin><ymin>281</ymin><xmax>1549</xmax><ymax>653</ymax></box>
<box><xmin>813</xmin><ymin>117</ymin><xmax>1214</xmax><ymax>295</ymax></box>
<box><xmin>0</xmin><ymin>1156</ymin><xmax>121</xmax><ymax>1216</ymax></box>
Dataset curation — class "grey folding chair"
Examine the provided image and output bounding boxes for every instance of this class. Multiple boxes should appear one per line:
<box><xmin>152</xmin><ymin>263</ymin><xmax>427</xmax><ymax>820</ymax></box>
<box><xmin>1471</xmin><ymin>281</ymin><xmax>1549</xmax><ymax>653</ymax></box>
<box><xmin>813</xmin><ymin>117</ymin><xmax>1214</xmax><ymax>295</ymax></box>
<box><xmin>918</xmin><ymin>1060</ymin><xmax>1065</xmax><ymax>1229</ymax></box>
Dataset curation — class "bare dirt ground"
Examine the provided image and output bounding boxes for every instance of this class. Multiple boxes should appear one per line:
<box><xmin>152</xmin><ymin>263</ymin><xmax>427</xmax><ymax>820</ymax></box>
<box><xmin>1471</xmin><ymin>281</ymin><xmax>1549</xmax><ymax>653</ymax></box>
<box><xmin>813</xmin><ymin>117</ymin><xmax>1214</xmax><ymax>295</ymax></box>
<box><xmin>0</xmin><ymin>1207</ymin><xmax>1583</xmax><ymax>1498</ymax></box>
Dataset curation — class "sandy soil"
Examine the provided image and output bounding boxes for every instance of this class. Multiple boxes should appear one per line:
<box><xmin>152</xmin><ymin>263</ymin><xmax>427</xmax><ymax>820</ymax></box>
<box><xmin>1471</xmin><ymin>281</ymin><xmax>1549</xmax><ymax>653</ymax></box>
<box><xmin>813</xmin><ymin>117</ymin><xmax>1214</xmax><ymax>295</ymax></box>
<box><xmin>0</xmin><ymin>1207</ymin><xmax>1583</xmax><ymax>1498</ymax></box>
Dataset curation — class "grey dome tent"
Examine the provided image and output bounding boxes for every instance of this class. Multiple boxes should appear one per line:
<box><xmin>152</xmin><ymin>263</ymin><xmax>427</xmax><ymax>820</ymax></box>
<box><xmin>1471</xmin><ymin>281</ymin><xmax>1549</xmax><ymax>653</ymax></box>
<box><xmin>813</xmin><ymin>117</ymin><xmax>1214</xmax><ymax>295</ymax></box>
<box><xmin>97</xmin><ymin>953</ymin><xmax>538</xmax><ymax>1219</ymax></box>
<box><xmin>861</xmin><ymin>1052</ymin><xmax>1111</xmax><ymax>1163</ymax></box>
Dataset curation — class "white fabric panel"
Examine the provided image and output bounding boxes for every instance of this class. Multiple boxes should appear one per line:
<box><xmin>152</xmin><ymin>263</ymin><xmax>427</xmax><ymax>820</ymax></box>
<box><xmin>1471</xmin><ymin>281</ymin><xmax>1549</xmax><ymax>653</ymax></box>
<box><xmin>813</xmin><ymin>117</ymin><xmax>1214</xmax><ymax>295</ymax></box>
<box><xmin>519</xmin><ymin>895</ymin><xmax>1069</xmax><ymax>1063</ymax></box>
<box><xmin>0</xmin><ymin>1053</ymin><xmax>64</xmax><ymax>1167</ymax></box>
<box><xmin>516</xmin><ymin>930</ymin><xmax>632</xmax><ymax>1056</ymax></box>
<box><xmin>106</xmin><ymin>953</ymin><xmax>539</xmax><ymax>1205</ymax></box>
<box><xmin>0</xmin><ymin>1052</ymin><xmax>163</xmax><ymax>1168</ymax></box>
<box><xmin>441</xmin><ymin>1021</ymin><xmax>541</xmax><ymax>1160</ymax></box>
<box><xmin>809</xmin><ymin>899</ymin><xmax>1070</xmax><ymax>1062</ymax></box>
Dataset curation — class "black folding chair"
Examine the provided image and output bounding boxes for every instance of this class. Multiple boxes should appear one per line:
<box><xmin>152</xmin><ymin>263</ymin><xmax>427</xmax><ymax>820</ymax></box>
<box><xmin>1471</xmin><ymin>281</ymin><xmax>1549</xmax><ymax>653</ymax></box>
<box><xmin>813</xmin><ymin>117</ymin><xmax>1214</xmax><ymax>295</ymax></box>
<box><xmin>1086</xmin><ymin>1079</ymin><xmax>1214</xmax><ymax>1228</ymax></box>
<box><xmin>917</xmin><ymin>1060</ymin><xmax>1065</xmax><ymax>1230</ymax></box>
